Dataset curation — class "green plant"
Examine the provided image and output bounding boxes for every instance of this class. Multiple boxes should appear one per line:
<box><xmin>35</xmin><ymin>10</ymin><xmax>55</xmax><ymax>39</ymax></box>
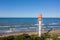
<box><xmin>44</xmin><ymin>33</ymin><xmax>51</xmax><ymax>38</ymax></box>
<box><xmin>0</xmin><ymin>34</ymin><xmax>60</xmax><ymax>40</ymax></box>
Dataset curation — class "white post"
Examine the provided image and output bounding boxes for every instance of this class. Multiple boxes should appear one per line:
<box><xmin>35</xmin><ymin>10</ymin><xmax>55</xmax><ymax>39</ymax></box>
<box><xmin>39</xmin><ymin>21</ymin><xmax>42</xmax><ymax>37</ymax></box>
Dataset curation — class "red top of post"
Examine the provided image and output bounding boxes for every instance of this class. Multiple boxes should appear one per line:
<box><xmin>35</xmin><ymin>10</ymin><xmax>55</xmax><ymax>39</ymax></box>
<box><xmin>38</xmin><ymin>14</ymin><xmax>42</xmax><ymax>21</ymax></box>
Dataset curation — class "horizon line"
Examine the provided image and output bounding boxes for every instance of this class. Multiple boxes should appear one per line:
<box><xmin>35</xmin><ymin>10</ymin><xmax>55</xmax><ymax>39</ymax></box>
<box><xmin>0</xmin><ymin>17</ymin><xmax>60</xmax><ymax>18</ymax></box>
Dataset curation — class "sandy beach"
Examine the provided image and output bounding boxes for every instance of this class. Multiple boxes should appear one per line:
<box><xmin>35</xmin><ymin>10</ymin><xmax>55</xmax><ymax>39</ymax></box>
<box><xmin>0</xmin><ymin>29</ymin><xmax>60</xmax><ymax>37</ymax></box>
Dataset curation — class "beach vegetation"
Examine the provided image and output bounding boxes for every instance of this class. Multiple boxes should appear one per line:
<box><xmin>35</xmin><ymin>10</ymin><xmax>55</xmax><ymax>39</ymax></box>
<box><xmin>0</xmin><ymin>34</ymin><xmax>60</xmax><ymax>40</ymax></box>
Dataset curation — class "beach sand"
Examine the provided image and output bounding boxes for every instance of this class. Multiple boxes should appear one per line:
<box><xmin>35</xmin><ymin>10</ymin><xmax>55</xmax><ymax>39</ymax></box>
<box><xmin>0</xmin><ymin>29</ymin><xmax>60</xmax><ymax>37</ymax></box>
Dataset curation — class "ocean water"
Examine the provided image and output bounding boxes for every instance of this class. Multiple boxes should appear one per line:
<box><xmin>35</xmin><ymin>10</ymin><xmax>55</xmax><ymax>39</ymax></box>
<box><xmin>0</xmin><ymin>18</ymin><xmax>60</xmax><ymax>34</ymax></box>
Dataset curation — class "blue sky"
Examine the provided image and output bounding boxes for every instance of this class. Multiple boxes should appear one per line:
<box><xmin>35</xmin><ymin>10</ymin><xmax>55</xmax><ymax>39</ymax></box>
<box><xmin>0</xmin><ymin>0</ymin><xmax>60</xmax><ymax>18</ymax></box>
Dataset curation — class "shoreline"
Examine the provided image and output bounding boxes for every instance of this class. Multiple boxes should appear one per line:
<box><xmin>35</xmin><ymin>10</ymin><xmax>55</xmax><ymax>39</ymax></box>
<box><xmin>0</xmin><ymin>29</ymin><xmax>60</xmax><ymax>37</ymax></box>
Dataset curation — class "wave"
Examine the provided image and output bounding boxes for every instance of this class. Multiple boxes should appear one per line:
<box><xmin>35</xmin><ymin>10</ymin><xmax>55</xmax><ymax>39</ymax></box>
<box><xmin>49</xmin><ymin>23</ymin><xmax>58</xmax><ymax>25</ymax></box>
<box><xmin>5</xmin><ymin>30</ymin><xmax>13</xmax><ymax>33</ymax></box>
<box><xmin>35</xmin><ymin>23</ymin><xmax>45</xmax><ymax>26</ymax></box>
<box><xmin>0</xmin><ymin>26</ymin><xmax>10</xmax><ymax>27</ymax></box>
<box><xmin>29</xmin><ymin>27</ymin><xmax>36</xmax><ymax>29</ymax></box>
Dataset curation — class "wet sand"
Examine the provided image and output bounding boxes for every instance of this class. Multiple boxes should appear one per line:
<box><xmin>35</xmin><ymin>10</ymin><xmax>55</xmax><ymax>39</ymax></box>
<box><xmin>0</xmin><ymin>29</ymin><xmax>60</xmax><ymax>37</ymax></box>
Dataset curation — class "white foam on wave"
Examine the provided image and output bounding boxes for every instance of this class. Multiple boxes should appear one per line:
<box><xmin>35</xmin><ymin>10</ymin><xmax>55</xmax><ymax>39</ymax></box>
<box><xmin>19</xmin><ymin>28</ymin><xmax>28</xmax><ymax>29</ymax></box>
<box><xmin>35</xmin><ymin>23</ymin><xmax>45</xmax><ymax>26</ymax></box>
<box><xmin>29</xmin><ymin>27</ymin><xmax>36</xmax><ymax>29</ymax></box>
<box><xmin>0</xmin><ymin>26</ymin><xmax>10</xmax><ymax>27</ymax></box>
<box><xmin>0</xmin><ymin>30</ymin><xmax>13</xmax><ymax>33</ymax></box>
<box><xmin>5</xmin><ymin>30</ymin><xmax>13</xmax><ymax>33</ymax></box>
<box><xmin>49</xmin><ymin>23</ymin><xmax>58</xmax><ymax>25</ymax></box>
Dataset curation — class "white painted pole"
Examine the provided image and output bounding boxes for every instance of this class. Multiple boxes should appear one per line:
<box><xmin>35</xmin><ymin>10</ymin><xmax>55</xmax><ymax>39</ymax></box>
<box><xmin>39</xmin><ymin>21</ymin><xmax>42</xmax><ymax>37</ymax></box>
<box><xmin>38</xmin><ymin>14</ymin><xmax>42</xmax><ymax>37</ymax></box>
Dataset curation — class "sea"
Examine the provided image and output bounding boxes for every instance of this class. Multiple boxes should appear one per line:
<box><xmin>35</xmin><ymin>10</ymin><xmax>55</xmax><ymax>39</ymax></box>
<box><xmin>0</xmin><ymin>18</ymin><xmax>60</xmax><ymax>34</ymax></box>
